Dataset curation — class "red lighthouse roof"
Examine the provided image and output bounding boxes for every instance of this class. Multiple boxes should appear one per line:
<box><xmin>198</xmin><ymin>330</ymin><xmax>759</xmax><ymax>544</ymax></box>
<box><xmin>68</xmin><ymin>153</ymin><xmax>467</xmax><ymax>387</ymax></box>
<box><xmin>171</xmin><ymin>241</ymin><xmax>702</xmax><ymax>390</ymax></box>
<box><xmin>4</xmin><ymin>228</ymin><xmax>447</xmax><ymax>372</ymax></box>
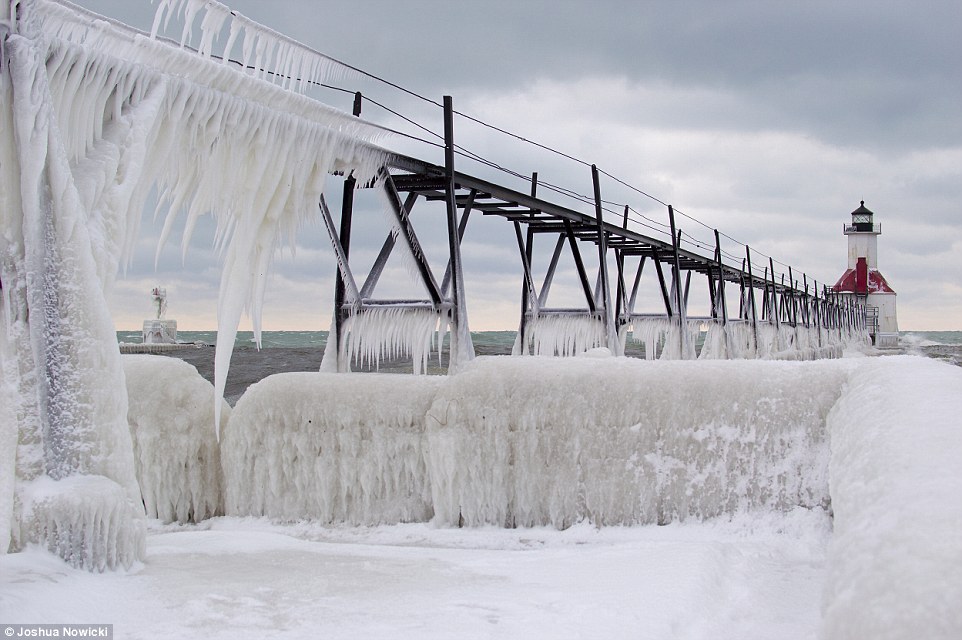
<box><xmin>833</xmin><ymin>257</ymin><xmax>895</xmax><ymax>294</ymax></box>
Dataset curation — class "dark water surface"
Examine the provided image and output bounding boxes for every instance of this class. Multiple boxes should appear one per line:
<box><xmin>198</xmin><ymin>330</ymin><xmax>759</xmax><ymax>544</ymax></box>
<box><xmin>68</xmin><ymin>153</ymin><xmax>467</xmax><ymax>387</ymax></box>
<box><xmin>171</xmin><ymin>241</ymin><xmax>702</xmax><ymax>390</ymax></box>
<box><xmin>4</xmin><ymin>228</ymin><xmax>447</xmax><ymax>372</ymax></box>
<box><xmin>123</xmin><ymin>330</ymin><xmax>962</xmax><ymax>405</ymax></box>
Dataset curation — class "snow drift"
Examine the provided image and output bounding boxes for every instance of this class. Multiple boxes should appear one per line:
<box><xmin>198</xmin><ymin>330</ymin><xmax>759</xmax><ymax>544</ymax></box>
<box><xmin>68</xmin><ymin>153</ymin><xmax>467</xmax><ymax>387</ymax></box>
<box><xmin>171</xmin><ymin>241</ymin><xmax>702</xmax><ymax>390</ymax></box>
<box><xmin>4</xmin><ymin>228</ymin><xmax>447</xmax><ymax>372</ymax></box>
<box><xmin>123</xmin><ymin>355</ymin><xmax>229</xmax><ymax>523</ymax></box>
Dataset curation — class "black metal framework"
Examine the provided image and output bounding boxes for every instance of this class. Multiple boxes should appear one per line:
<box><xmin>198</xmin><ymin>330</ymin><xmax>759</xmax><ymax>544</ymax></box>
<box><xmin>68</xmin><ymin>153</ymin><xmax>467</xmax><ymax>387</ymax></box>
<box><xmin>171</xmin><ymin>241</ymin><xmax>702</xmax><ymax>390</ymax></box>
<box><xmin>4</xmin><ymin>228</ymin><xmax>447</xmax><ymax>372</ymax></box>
<box><xmin>322</xmin><ymin>95</ymin><xmax>867</xmax><ymax>369</ymax></box>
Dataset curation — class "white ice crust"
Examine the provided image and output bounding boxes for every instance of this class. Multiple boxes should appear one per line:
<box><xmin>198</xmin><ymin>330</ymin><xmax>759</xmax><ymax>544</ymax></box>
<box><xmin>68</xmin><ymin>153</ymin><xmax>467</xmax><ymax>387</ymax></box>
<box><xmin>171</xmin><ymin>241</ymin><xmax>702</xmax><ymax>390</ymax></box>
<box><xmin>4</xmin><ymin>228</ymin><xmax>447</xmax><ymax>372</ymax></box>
<box><xmin>222</xmin><ymin>372</ymin><xmax>443</xmax><ymax>523</ymax></box>
<box><xmin>122</xmin><ymin>355</ymin><xmax>229</xmax><ymax>523</ymax></box>
<box><xmin>1</xmin><ymin>0</ymin><xmax>389</xmax><ymax>567</ymax></box>
<box><xmin>823</xmin><ymin>356</ymin><xmax>962</xmax><ymax>640</ymax></box>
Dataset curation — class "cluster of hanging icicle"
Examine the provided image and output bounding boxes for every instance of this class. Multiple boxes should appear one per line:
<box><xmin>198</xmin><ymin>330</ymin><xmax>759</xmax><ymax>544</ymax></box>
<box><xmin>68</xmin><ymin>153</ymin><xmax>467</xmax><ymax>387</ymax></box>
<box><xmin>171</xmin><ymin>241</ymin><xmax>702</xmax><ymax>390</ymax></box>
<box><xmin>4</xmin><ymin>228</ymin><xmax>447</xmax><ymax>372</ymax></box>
<box><xmin>1</xmin><ymin>0</ymin><xmax>392</xmax><ymax>568</ymax></box>
<box><xmin>626</xmin><ymin>318</ymin><xmax>855</xmax><ymax>361</ymax></box>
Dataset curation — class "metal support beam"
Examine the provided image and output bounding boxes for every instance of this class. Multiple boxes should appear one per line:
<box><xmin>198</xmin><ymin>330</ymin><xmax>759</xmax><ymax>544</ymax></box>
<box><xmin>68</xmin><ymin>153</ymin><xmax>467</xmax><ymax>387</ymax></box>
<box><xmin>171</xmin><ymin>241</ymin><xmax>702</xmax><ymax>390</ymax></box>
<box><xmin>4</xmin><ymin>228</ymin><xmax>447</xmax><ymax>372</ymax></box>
<box><xmin>360</xmin><ymin>191</ymin><xmax>418</xmax><ymax>299</ymax></box>
<box><xmin>745</xmin><ymin>246</ymin><xmax>759</xmax><ymax>352</ymax></box>
<box><xmin>713</xmin><ymin>229</ymin><xmax>728</xmax><ymax>325</ymax></box>
<box><xmin>330</xmin><ymin>94</ymin><xmax>363</xmax><ymax>370</ymax></box>
<box><xmin>518</xmin><ymin>173</ymin><xmax>538</xmax><ymax>350</ymax></box>
<box><xmin>441</xmin><ymin>189</ymin><xmax>476</xmax><ymax>296</ymax></box>
<box><xmin>564</xmin><ymin>219</ymin><xmax>597</xmax><ymax>314</ymax></box>
<box><xmin>628</xmin><ymin>256</ymin><xmax>646</xmax><ymax>316</ymax></box>
<box><xmin>667</xmin><ymin>206</ymin><xmax>687</xmax><ymax>357</ymax></box>
<box><xmin>654</xmin><ymin>257</ymin><xmax>673</xmax><ymax>318</ymax></box>
<box><xmin>442</xmin><ymin>95</ymin><xmax>474</xmax><ymax>366</ymax></box>
<box><xmin>382</xmin><ymin>170</ymin><xmax>443</xmax><ymax>305</ymax></box>
<box><xmin>591</xmin><ymin>165</ymin><xmax>619</xmax><ymax>353</ymax></box>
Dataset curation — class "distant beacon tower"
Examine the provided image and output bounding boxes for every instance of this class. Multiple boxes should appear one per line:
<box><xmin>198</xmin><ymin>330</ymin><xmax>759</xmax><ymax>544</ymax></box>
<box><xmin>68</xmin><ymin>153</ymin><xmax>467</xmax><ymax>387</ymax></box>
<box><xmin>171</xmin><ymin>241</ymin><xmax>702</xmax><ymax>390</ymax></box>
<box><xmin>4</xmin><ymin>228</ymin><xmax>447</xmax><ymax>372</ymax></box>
<box><xmin>832</xmin><ymin>201</ymin><xmax>898</xmax><ymax>346</ymax></box>
<box><xmin>142</xmin><ymin>287</ymin><xmax>178</xmax><ymax>344</ymax></box>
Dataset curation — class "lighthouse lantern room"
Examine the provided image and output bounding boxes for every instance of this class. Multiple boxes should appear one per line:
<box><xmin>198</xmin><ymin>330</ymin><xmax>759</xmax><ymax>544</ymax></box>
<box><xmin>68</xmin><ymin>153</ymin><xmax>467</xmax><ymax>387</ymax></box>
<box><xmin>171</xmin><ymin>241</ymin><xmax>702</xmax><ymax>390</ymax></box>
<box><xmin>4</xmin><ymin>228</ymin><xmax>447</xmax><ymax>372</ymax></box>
<box><xmin>832</xmin><ymin>201</ymin><xmax>898</xmax><ymax>346</ymax></box>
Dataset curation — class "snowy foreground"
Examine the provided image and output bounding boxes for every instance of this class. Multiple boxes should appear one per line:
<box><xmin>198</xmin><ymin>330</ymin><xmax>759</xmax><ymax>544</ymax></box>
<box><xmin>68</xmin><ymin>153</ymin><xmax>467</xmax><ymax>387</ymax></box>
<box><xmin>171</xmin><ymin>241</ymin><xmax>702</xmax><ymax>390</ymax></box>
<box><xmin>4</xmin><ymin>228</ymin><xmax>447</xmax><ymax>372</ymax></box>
<box><xmin>3</xmin><ymin>353</ymin><xmax>962</xmax><ymax>639</ymax></box>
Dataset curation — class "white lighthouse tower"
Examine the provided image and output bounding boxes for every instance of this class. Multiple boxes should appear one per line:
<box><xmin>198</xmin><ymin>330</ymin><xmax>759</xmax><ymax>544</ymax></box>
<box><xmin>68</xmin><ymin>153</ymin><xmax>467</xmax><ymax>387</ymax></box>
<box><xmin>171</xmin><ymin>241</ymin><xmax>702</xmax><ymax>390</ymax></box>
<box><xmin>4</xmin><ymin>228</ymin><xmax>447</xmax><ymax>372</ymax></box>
<box><xmin>832</xmin><ymin>201</ymin><xmax>898</xmax><ymax>346</ymax></box>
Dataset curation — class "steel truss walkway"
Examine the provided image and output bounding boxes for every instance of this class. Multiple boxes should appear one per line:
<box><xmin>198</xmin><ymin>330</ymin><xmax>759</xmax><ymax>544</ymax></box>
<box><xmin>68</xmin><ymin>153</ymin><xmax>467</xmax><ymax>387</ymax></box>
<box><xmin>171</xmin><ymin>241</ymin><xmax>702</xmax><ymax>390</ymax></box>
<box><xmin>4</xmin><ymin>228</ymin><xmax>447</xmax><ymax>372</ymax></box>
<box><xmin>322</xmin><ymin>97</ymin><xmax>867</xmax><ymax>372</ymax></box>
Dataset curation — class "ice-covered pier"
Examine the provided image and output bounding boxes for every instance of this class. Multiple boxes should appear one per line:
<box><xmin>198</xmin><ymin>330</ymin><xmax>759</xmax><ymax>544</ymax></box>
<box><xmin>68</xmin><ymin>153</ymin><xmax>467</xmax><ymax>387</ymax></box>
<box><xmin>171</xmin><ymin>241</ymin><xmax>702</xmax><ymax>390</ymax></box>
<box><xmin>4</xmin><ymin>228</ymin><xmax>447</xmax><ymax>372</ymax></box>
<box><xmin>2</xmin><ymin>0</ymin><xmax>869</xmax><ymax>575</ymax></box>
<box><xmin>324</xmin><ymin>140</ymin><xmax>866</xmax><ymax>373</ymax></box>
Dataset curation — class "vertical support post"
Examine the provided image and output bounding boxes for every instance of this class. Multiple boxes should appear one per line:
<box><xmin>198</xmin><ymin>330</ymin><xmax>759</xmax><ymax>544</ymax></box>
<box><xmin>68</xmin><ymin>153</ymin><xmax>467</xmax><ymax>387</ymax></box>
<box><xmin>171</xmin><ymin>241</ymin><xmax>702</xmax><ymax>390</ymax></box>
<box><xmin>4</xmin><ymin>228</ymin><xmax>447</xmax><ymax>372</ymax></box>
<box><xmin>768</xmin><ymin>257</ymin><xmax>780</xmax><ymax>326</ymax></box>
<box><xmin>802</xmin><ymin>273</ymin><xmax>810</xmax><ymax>327</ymax></box>
<box><xmin>667</xmin><ymin>206</ymin><xmax>688</xmax><ymax>358</ymax></box>
<box><xmin>745</xmin><ymin>246</ymin><xmax>759</xmax><ymax>355</ymax></box>
<box><xmin>443</xmin><ymin>96</ymin><xmax>474</xmax><ymax>368</ymax></box>
<box><xmin>615</xmin><ymin>206</ymin><xmax>630</xmax><ymax>327</ymax></box>
<box><xmin>517</xmin><ymin>172</ymin><xmax>538</xmax><ymax>353</ymax></box>
<box><xmin>591</xmin><ymin>165</ymin><xmax>619</xmax><ymax>354</ymax></box>
<box><xmin>713</xmin><ymin>230</ymin><xmax>727</xmax><ymax>326</ymax></box>
<box><xmin>331</xmin><ymin>92</ymin><xmax>363</xmax><ymax>371</ymax></box>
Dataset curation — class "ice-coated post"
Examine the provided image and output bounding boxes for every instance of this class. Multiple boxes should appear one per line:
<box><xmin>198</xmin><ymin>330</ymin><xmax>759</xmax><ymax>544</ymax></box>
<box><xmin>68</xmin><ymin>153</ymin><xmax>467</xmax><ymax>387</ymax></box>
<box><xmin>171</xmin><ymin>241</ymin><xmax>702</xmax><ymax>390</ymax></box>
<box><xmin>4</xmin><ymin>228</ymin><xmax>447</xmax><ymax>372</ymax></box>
<box><xmin>713</xmin><ymin>229</ymin><xmax>727</xmax><ymax>326</ymax></box>
<box><xmin>443</xmin><ymin>95</ymin><xmax>475</xmax><ymax>369</ymax></box>
<box><xmin>667</xmin><ymin>205</ymin><xmax>688</xmax><ymax>358</ymax></box>
<box><xmin>745</xmin><ymin>246</ymin><xmax>759</xmax><ymax>355</ymax></box>
<box><xmin>592</xmin><ymin>165</ymin><xmax>620</xmax><ymax>355</ymax></box>
<box><xmin>331</xmin><ymin>93</ymin><xmax>364</xmax><ymax>371</ymax></box>
<box><xmin>516</xmin><ymin>172</ymin><xmax>538</xmax><ymax>353</ymax></box>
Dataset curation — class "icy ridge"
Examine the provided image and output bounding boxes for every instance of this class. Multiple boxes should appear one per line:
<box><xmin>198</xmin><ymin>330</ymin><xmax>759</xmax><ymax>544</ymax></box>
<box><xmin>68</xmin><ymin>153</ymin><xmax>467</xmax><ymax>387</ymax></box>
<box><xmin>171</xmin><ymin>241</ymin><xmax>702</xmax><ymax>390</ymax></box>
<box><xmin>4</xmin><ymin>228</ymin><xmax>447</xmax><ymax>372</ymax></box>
<box><xmin>426</xmin><ymin>357</ymin><xmax>841</xmax><ymax>527</ymax></box>
<box><xmin>823</xmin><ymin>356</ymin><xmax>962</xmax><ymax>640</ymax></box>
<box><xmin>222</xmin><ymin>373</ymin><xmax>443</xmax><ymax>524</ymax></box>
<box><xmin>629</xmin><ymin>317</ymin><xmax>855</xmax><ymax>361</ymax></box>
<box><xmin>123</xmin><ymin>355</ymin><xmax>229</xmax><ymax>523</ymax></box>
<box><xmin>221</xmin><ymin>358</ymin><xmax>842</xmax><ymax>529</ymax></box>
<box><xmin>17</xmin><ymin>475</ymin><xmax>145</xmax><ymax>571</ymax></box>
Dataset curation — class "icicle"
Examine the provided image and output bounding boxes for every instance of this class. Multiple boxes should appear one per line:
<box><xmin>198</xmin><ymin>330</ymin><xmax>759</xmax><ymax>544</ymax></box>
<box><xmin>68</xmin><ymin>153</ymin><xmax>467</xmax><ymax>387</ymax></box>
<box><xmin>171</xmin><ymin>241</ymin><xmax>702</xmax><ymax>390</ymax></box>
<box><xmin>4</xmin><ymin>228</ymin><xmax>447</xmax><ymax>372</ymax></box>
<box><xmin>340</xmin><ymin>307</ymin><xmax>441</xmax><ymax>374</ymax></box>
<box><xmin>523</xmin><ymin>315</ymin><xmax>606</xmax><ymax>357</ymax></box>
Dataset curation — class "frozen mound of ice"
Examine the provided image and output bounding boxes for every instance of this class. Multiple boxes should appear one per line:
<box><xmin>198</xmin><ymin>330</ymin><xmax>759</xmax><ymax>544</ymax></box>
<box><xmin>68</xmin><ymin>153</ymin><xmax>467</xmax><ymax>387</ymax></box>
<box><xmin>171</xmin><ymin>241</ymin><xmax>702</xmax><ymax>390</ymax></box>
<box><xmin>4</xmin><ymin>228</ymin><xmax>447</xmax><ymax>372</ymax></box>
<box><xmin>16</xmin><ymin>475</ymin><xmax>145</xmax><ymax>571</ymax></box>
<box><xmin>222</xmin><ymin>373</ymin><xmax>444</xmax><ymax>523</ymax></box>
<box><xmin>823</xmin><ymin>356</ymin><xmax>962</xmax><ymax>640</ymax></box>
<box><xmin>427</xmin><ymin>356</ymin><xmax>844</xmax><ymax>528</ymax></box>
<box><xmin>122</xmin><ymin>355</ymin><xmax>229</xmax><ymax>523</ymax></box>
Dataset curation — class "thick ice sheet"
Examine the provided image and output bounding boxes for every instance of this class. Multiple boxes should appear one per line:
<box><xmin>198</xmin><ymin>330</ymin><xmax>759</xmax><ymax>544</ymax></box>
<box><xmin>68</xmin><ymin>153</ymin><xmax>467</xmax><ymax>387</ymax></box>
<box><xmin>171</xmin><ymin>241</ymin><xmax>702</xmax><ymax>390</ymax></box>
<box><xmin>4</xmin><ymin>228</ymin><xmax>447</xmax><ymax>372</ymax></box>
<box><xmin>123</xmin><ymin>355</ymin><xmax>229</xmax><ymax>523</ymax></box>
<box><xmin>222</xmin><ymin>372</ymin><xmax>444</xmax><ymax>523</ymax></box>
<box><xmin>428</xmin><ymin>355</ymin><xmax>842</xmax><ymax>527</ymax></box>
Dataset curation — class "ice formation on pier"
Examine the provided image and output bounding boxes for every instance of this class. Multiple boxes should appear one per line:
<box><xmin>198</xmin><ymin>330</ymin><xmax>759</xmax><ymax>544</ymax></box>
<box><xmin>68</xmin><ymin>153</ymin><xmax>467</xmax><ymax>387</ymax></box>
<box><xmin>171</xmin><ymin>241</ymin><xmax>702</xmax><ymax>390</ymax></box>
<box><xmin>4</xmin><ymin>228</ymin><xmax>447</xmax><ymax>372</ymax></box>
<box><xmin>336</xmin><ymin>307</ymin><xmax>445</xmax><ymax>374</ymax></box>
<box><xmin>628</xmin><ymin>316</ymin><xmax>855</xmax><ymax>361</ymax></box>
<box><xmin>517</xmin><ymin>315</ymin><xmax>607</xmax><ymax>357</ymax></box>
<box><xmin>123</xmin><ymin>355</ymin><xmax>229</xmax><ymax>523</ymax></box>
<box><xmin>219</xmin><ymin>357</ymin><xmax>844</xmax><ymax>528</ymax></box>
<box><xmin>1</xmin><ymin>0</ymin><xmax>389</xmax><ymax>567</ymax></box>
<box><xmin>426</xmin><ymin>357</ymin><xmax>841</xmax><ymax>527</ymax></box>
<box><xmin>222</xmin><ymin>373</ymin><xmax>443</xmax><ymax>523</ymax></box>
<box><xmin>823</xmin><ymin>357</ymin><xmax>962</xmax><ymax>639</ymax></box>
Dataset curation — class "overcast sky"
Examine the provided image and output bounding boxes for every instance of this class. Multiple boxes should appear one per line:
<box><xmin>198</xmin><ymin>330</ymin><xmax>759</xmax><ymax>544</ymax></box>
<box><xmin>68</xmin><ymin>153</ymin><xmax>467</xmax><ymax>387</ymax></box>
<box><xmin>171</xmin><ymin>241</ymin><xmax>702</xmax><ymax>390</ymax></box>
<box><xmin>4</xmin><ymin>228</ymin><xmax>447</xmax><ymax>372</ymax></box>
<box><xmin>75</xmin><ymin>0</ymin><xmax>960</xmax><ymax>331</ymax></box>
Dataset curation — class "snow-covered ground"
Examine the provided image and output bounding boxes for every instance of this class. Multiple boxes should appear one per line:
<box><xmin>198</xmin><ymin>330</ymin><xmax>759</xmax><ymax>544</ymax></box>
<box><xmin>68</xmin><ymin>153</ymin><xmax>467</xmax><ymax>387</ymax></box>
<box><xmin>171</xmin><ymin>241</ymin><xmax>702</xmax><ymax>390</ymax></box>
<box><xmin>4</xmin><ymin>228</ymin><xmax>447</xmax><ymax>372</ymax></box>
<box><xmin>2</xmin><ymin>353</ymin><xmax>961</xmax><ymax>639</ymax></box>
<box><xmin>3</xmin><ymin>510</ymin><xmax>830</xmax><ymax>639</ymax></box>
